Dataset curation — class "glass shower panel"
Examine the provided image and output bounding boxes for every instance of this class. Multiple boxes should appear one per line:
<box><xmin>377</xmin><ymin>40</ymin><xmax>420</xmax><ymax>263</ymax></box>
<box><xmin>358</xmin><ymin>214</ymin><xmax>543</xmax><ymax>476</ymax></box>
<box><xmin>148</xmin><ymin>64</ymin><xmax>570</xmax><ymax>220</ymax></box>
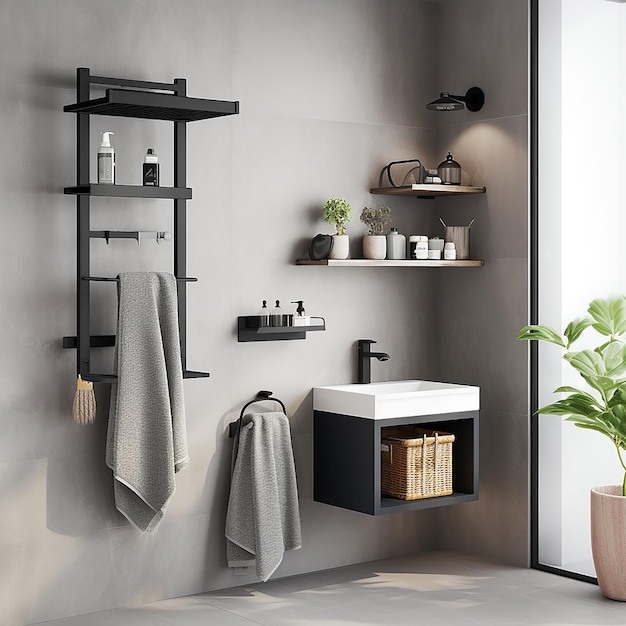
<box><xmin>538</xmin><ymin>0</ymin><xmax>626</xmax><ymax>578</ymax></box>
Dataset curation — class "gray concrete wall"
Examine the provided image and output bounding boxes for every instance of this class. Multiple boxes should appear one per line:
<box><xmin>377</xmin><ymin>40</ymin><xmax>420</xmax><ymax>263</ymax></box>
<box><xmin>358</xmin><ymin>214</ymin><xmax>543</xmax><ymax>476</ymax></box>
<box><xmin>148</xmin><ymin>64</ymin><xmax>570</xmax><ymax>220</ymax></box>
<box><xmin>0</xmin><ymin>0</ymin><xmax>529</xmax><ymax>623</ymax></box>
<box><xmin>428</xmin><ymin>0</ymin><xmax>530</xmax><ymax>565</ymax></box>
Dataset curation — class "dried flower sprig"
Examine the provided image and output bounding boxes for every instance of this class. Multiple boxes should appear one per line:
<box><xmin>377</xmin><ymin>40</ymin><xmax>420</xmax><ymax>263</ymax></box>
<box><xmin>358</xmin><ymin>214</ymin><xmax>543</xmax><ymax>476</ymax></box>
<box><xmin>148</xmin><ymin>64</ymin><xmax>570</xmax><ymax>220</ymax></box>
<box><xmin>360</xmin><ymin>205</ymin><xmax>392</xmax><ymax>236</ymax></box>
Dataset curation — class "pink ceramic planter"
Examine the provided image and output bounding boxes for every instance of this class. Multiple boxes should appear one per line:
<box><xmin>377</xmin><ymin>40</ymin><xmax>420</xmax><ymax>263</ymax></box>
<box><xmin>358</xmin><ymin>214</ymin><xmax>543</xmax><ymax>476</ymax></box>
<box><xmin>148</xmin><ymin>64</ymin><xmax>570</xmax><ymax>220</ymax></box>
<box><xmin>591</xmin><ymin>485</ymin><xmax>626</xmax><ymax>601</ymax></box>
<box><xmin>362</xmin><ymin>235</ymin><xmax>386</xmax><ymax>260</ymax></box>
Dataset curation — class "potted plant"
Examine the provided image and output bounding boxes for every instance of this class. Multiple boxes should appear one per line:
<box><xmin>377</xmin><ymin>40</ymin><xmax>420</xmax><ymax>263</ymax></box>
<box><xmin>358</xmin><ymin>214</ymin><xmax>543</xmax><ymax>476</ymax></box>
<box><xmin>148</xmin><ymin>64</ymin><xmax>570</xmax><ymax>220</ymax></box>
<box><xmin>360</xmin><ymin>205</ymin><xmax>391</xmax><ymax>260</ymax></box>
<box><xmin>323</xmin><ymin>198</ymin><xmax>352</xmax><ymax>260</ymax></box>
<box><xmin>518</xmin><ymin>295</ymin><xmax>626</xmax><ymax>600</ymax></box>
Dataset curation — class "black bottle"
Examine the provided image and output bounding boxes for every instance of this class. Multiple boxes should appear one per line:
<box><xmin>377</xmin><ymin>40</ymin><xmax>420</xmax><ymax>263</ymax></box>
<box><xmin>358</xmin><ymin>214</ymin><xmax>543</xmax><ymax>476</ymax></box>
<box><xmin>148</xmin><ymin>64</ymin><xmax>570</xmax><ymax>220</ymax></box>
<box><xmin>143</xmin><ymin>148</ymin><xmax>160</xmax><ymax>186</ymax></box>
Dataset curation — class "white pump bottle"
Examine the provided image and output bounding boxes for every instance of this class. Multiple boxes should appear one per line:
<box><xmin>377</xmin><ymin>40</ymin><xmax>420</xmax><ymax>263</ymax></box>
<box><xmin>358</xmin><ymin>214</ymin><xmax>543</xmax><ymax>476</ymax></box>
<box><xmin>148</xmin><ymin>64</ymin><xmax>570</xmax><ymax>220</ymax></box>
<box><xmin>97</xmin><ymin>131</ymin><xmax>115</xmax><ymax>184</ymax></box>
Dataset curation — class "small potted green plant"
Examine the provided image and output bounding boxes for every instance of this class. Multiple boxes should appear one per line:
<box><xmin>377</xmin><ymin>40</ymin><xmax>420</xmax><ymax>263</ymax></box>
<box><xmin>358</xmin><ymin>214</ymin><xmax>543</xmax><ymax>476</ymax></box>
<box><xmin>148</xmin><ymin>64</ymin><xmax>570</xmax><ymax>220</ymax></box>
<box><xmin>323</xmin><ymin>198</ymin><xmax>352</xmax><ymax>259</ymax></box>
<box><xmin>518</xmin><ymin>295</ymin><xmax>626</xmax><ymax>600</ymax></box>
<box><xmin>360</xmin><ymin>205</ymin><xmax>392</xmax><ymax>260</ymax></box>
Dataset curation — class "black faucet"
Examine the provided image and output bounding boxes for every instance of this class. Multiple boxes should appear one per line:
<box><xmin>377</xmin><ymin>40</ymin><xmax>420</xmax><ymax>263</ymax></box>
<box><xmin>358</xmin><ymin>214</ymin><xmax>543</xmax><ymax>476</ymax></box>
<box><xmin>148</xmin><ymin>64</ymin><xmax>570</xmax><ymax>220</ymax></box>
<box><xmin>357</xmin><ymin>339</ymin><xmax>390</xmax><ymax>384</ymax></box>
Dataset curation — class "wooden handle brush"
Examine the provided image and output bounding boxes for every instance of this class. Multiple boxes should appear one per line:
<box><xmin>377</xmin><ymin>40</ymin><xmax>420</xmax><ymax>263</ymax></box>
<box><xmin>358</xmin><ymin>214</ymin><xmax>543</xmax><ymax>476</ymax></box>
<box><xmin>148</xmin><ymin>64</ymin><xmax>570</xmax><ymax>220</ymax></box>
<box><xmin>72</xmin><ymin>375</ymin><xmax>96</xmax><ymax>424</ymax></box>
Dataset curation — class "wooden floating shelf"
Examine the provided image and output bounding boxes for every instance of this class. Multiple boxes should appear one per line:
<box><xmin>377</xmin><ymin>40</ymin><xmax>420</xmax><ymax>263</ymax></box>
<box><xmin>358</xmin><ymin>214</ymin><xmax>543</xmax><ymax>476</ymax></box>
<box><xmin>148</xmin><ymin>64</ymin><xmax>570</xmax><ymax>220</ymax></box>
<box><xmin>370</xmin><ymin>184</ymin><xmax>486</xmax><ymax>198</ymax></box>
<box><xmin>65</xmin><ymin>184</ymin><xmax>192</xmax><ymax>199</ymax></box>
<box><xmin>296</xmin><ymin>259</ymin><xmax>484</xmax><ymax>267</ymax></box>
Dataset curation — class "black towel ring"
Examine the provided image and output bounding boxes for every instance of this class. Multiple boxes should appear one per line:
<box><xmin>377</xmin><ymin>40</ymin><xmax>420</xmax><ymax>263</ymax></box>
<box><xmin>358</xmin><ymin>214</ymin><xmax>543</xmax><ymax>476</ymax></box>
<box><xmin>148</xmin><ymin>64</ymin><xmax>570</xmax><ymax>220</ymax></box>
<box><xmin>228</xmin><ymin>390</ymin><xmax>287</xmax><ymax>438</ymax></box>
<box><xmin>239</xmin><ymin>390</ymin><xmax>286</xmax><ymax>419</ymax></box>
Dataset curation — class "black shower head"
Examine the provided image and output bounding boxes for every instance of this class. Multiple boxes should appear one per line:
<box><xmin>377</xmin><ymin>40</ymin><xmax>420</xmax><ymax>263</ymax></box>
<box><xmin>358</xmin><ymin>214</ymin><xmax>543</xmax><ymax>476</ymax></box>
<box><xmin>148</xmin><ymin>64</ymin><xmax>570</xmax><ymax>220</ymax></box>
<box><xmin>427</xmin><ymin>87</ymin><xmax>485</xmax><ymax>112</ymax></box>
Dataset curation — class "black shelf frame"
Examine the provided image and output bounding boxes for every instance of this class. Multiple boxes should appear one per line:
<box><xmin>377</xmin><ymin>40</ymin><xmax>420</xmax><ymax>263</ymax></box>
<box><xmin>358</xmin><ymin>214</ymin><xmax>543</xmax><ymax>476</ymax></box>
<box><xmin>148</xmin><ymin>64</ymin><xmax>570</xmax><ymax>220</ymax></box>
<box><xmin>63</xmin><ymin>67</ymin><xmax>238</xmax><ymax>382</ymax></box>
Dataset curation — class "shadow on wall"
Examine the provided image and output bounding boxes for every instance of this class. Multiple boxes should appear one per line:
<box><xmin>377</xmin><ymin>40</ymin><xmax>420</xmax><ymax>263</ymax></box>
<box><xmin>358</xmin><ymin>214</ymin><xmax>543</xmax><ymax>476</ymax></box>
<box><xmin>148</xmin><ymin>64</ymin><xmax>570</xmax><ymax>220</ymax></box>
<box><xmin>46</xmin><ymin>387</ymin><xmax>127</xmax><ymax>536</ymax></box>
<box><xmin>200</xmin><ymin>406</ymin><xmax>239</xmax><ymax>584</ymax></box>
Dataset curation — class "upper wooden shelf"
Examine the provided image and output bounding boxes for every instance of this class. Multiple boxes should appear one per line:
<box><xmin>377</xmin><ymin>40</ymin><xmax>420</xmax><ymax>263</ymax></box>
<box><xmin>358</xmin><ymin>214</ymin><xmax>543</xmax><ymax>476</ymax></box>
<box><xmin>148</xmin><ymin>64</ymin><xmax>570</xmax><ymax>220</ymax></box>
<box><xmin>64</xmin><ymin>88</ymin><xmax>239</xmax><ymax>122</ymax></box>
<box><xmin>296</xmin><ymin>259</ymin><xmax>484</xmax><ymax>267</ymax></box>
<box><xmin>370</xmin><ymin>184</ymin><xmax>486</xmax><ymax>198</ymax></box>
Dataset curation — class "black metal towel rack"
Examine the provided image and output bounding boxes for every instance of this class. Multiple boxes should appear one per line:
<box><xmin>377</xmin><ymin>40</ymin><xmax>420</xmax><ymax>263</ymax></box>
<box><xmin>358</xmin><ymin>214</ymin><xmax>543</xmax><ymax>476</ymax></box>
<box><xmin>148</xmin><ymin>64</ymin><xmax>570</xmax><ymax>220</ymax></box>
<box><xmin>228</xmin><ymin>390</ymin><xmax>287</xmax><ymax>438</ymax></box>
<box><xmin>62</xmin><ymin>67</ymin><xmax>239</xmax><ymax>383</ymax></box>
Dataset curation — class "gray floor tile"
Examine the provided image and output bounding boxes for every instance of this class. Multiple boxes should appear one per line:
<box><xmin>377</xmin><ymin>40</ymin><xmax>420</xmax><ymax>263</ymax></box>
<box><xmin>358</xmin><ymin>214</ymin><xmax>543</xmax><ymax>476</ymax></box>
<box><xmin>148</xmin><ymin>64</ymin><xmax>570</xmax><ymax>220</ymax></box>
<box><xmin>30</xmin><ymin>596</ymin><xmax>261</xmax><ymax>626</ymax></box>
<box><xmin>31</xmin><ymin>552</ymin><xmax>626</xmax><ymax>626</ymax></box>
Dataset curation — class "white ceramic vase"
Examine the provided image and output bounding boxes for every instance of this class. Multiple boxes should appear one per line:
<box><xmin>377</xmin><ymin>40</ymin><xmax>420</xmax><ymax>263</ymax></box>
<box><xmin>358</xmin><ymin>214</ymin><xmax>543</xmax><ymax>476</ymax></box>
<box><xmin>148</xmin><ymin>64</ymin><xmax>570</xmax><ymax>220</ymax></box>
<box><xmin>591</xmin><ymin>485</ymin><xmax>626</xmax><ymax>600</ymax></box>
<box><xmin>329</xmin><ymin>234</ymin><xmax>349</xmax><ymax>260</ymax></box>
<box><xmin>363</xmin><ymin>235</ymin><xmax>386</xmax><ymax>260</ymax></box>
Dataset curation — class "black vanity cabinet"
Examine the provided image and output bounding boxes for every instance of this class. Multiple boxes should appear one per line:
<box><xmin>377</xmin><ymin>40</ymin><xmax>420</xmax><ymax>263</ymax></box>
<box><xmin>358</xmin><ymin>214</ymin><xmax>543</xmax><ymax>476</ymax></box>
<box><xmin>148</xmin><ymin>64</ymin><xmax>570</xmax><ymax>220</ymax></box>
<box><xmin>313</xmin><ymin>409</ymin><xmax>479</xmax><ymax>515</ymax></box>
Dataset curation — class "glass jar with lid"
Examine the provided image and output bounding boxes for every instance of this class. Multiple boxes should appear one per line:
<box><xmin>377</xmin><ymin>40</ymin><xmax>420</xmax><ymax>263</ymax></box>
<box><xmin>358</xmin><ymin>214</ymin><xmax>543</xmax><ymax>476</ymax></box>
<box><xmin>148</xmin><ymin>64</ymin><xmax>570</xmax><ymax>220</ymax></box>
<box><xmin>437</xmin><ymin>152</ymin><xmax>461</xmax><ymax>185</ymax></box>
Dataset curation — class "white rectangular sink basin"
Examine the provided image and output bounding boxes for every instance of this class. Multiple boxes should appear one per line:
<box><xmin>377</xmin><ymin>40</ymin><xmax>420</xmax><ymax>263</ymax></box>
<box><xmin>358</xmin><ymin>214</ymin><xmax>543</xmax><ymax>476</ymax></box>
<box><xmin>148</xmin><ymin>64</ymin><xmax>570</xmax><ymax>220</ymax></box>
<box><xmin>313</xmin><ymin>380</ymin><xmax>480</xmax><ymax>420</ymax></box>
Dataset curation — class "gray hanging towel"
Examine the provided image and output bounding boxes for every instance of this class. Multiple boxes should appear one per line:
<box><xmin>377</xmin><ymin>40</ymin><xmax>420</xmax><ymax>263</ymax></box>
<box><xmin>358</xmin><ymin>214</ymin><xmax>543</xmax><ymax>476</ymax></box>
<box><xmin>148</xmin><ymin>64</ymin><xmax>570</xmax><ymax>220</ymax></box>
<box><xmin>106</xmin><ymin>272</ymin><xmax>187</xmax><ymax>532</ymax></box>
<box><xmin>226</xmin><ymin>412</ymin><xmax>302</xmax><ymax>581</ymax></box>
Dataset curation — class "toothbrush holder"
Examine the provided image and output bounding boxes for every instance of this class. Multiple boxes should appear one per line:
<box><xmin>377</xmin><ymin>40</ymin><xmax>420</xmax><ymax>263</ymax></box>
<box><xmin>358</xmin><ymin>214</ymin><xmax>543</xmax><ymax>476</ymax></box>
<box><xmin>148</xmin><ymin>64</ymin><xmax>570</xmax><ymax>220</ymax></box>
<box><xmin>444</xmin><ymin>226</ymin><xmax>470</xmax><ymax>260</ymax></box>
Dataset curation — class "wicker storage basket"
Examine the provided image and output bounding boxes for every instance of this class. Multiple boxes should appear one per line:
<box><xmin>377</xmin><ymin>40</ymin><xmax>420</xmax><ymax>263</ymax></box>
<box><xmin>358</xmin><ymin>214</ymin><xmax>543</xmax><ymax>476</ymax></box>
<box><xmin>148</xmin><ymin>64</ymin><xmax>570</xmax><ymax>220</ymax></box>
<box><xmin>381</xmin><ymin>426</ymin><xmax>455</xmax><ymax>500</ymax></box>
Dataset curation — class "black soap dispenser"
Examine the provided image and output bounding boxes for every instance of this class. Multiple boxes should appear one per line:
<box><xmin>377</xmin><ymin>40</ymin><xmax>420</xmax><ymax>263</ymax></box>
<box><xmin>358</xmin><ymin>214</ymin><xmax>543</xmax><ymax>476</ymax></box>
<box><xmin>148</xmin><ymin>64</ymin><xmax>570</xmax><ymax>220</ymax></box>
<box><xmin>291</xmin><ymin>300</ymin><xmax>310</xmax><ymax>326</ymax></box>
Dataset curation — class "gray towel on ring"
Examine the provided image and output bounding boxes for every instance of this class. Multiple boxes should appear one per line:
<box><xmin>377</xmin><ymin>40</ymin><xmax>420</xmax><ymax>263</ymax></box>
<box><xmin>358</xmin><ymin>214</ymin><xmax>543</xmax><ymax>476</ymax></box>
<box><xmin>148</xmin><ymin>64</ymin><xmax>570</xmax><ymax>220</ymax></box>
<box><xmin>226</xmin><ymin>412</ymin><xmax>302</xmax><ymax>581</ymax></box>
<box><xmin>106</xmin><ymin>272</ymin><xmax>187</xmax><ymax>532</ymax></box>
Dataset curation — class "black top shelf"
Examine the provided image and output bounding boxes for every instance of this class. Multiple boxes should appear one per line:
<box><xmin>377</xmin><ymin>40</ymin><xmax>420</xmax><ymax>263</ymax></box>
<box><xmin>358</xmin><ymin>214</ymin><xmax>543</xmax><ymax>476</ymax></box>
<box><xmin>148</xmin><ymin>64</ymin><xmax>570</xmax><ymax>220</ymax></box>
<box><xmin>64</xmin><ymin>88</ymin><xmax>239</xmax><ymax>122</ymax></box>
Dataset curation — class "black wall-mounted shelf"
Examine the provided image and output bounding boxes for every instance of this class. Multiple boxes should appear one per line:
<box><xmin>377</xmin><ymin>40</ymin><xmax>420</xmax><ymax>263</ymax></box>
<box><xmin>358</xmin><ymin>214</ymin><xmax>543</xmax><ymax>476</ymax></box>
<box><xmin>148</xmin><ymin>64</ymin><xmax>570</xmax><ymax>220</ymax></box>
<box><xmin>63</xmin><ymin>67</ymin><xmax>238</xmax><ymax>382</ymax></box>
<box><xmin>64</xmin><ymin>184</ymin><xmax>192</xmax><ymax>199</ymax></box>
<box><xmin>237</xmin><ymin>316</ymin><xmax>326</xmax><ymax>342</ymax></box>
<box><xmin>64</xmin><ymin>87</ymin><xmax>239</xmax><ymax>121</ymax></box>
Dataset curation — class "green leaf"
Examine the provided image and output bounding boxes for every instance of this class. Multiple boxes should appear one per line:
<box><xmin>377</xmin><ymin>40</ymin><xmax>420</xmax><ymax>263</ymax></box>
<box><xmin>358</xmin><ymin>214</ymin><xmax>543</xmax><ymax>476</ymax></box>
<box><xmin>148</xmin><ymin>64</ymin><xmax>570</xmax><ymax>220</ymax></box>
<box><xmin>588</xmin><ymin>296</ymin><xmax>626</xmax><ymax>337</ymax></box>
<box><xmin>537</xmin><ymin>399</ymin><xmax>598</xmax><ymax>419</ymax></box>
<box><xmin>582</xmin><ymin>375</ymin><xmax>622</xmax><ymax>400</ymax></box>
<box><xmin>606</xmin><ymin>393</ymin><xmax>626</xmax><ymax>440</ymax></box>
<box><xmin>564</xmin><ymin>349</ymin><xmax>605</xmax><ymax>379</ymax></box>
<box><xmin>609</xmin><ymin>387</ymin><xmax>626</xmax><ymax>408</ymax></box>
<box><xmin>565</xmin><ymin>417</ymin><xmax>615</xmax><ymax>440</ymax></box>
<box><xmin>561</xmin><ymin>392</ymin><xmax>603</xmax><ymax>415</ymax></box>
<box><xmin>517</xmin><ymin>325</ymin><xmax>566</xmax><ymax>347</ymax></box>
<box><xmin>538</xmin><ymin>392</ymin><xmax>602</xmax><ymax>418</ymax></box>
<box><xmin>600</xmin><ymin>341</ymin><xmax>626</xmax><ymax>378</ymax></box>
<box><xmin>554</xmin><ymin>385</ymin><xmax>600</xmax><ymax>403</ymax></box>
<box><xmin>563</xmin><ymin>316</ymin><xmax>594</xmax><ymax>348</ymax></box>
<box><xmin>565</xmin><ymin>400</ymin><xmax>626</xmax><ymax>450</ymax></box>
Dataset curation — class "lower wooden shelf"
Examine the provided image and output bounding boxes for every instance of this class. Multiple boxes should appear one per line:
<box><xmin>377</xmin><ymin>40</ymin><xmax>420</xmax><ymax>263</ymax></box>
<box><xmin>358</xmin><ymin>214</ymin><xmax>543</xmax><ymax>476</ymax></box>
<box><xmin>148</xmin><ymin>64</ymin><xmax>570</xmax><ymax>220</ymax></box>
<box><xmin>297</xmin><ymin>259</ymin><xmax>484</xmax><ymax>267</ymax></box>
